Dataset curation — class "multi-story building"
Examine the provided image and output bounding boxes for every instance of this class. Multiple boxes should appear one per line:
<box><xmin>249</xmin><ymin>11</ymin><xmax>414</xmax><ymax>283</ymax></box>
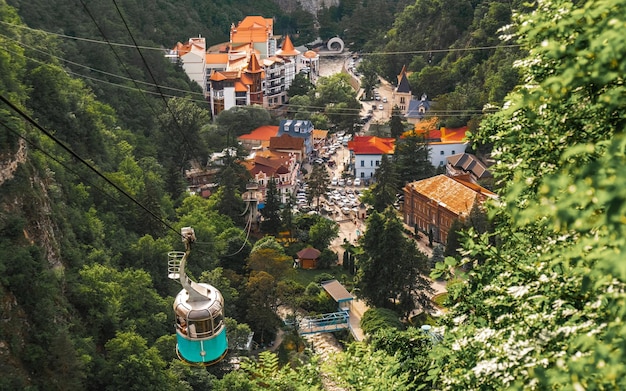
<box><xmin>169</xmin><ymin>16</ymin><xmax>309</xmax><ymax>117</ymax></box>
<box><xmin>242</xmin><ymin>150</ymin><xmax>299</xmax><ymax>204</ymax></box>
<box><xmin>346</xmin><ymin>136</ymin><xmax>396</xmax><ymax>182</ymax></box>
<box><xmin>403</xmin><ymin>175</ymin><xmax>496</xmax><ymax>244</ymax></box>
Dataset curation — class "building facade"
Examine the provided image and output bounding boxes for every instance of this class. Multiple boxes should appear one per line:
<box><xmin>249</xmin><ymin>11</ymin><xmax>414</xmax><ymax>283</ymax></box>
<box><xmin>403</xmin><ymin>175</ymin><xmax>496</xmax><ymax>244</ymax></box>
<box><xmin>169</xmin><ymin>17</ymin><xmax>310</xmax><ymax>117</ymax></box>
<box><xmin>347</xmin><ymin>136</ymin><xmax>395</xmax><ymax>181</ymax></box>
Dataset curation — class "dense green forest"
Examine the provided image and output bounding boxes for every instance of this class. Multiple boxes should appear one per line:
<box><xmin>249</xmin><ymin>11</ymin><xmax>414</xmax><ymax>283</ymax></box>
<box><xmin>2</xmin><ymin>0</ymin><xmax>626</xmax><ymax>389</ymax></box>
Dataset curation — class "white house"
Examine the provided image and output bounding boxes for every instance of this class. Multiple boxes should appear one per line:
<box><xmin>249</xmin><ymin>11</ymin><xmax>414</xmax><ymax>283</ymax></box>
<box><xmin>347</xmin><ymin>136</ymin><xmax>396</xmax><ymax>182</ymax></box>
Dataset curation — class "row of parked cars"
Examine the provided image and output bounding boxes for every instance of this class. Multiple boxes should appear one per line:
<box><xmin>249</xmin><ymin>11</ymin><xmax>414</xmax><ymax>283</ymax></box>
<box><xmin>331</xmin><ymin>177</ymin><xmax>361</xmax><ymax>187</ymax></box>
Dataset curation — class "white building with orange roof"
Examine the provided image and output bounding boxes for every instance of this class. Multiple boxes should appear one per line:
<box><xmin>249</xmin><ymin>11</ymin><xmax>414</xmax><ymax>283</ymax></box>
<box><xmin>237</xmin><ymin>125</ymin><xmax>279</xmax><ymax>150</ymax></box>
<box><xmin>169</xmin><ymin>17</ymin><xmax>311</xmax><ymax>116</ymax></box>
<box><xmin>275</xmin><ymin>35</ymin><xmax>300</xmax><ymax>88</ymax></box>
<box><xmin>229</xmin><ymin>16</ymin><xmax>276</xmax><ymax>59</ymax></box>
<box><xmin>421</xmin><ymin>126</ymin><xmax>469</xmax><ymax>168</ymax></box>
<box><xmin>347</xmin><ymin>136</ymin><xmax>396</xmax><ymax>182</ymax></box>
<box><xmin>300</xmin><ymin>49</ymin><xmax>320</xmax><ymax>78</ymax></box>
<box><xmin>168</xmin><ymin>37</ymin><xmax>207</xmax><ymax>94</ymax></box>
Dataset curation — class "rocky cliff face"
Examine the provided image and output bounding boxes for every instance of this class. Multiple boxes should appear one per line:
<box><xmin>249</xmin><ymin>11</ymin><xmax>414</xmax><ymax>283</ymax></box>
<box><xmin>273</xmin><ymin>0</ymin><xmax>340</xmax><ymax>14</ymax></box>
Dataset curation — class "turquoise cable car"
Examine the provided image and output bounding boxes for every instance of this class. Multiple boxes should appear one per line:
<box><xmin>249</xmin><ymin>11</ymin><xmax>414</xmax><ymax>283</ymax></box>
<box><xmin>168</xmin><ymin>227</ymin><xmax>228</xmax><ymax>365</ymax></box>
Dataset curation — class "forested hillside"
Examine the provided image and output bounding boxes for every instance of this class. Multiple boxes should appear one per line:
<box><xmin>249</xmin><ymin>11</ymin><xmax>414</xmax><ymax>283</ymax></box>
<box><xmin>3</xmin><ymin>0</ymin><xmax>626</xmax><ymax>389</ymax></box>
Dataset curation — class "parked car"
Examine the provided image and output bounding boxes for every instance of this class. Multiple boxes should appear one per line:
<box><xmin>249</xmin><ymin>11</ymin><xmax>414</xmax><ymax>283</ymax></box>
<box><xmin>338</xmin><ymin>178</ymin><xmax>345</xmax><ymax>186</ymax></box>
<box><xmin>378</xmin><ymin>104</ymin><xmax>384</xmax><ymax>110</ymax></box>
<box><xmin>354</xmin><ymin>178</ymin><xmax>361</xmax><ymax>186</ymax></box>
<box><xmin>331</xmin><ymin>177</ymin><xmax>338</xmax><ymax>186</ymax></box>
<box><xmin>382</xmin><ymin>97</ymin><xmax>388</xmax><ymax>103</ymax></box>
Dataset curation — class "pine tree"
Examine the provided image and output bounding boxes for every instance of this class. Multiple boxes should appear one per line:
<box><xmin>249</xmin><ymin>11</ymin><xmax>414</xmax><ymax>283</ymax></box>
<box><xmin>393</xmin><ymin>131</ymin><xmax>435</xmax><ymax>185</ymax></box>
<box><xmin>369</xmin><ymin>154</ymin><xmax>399</xmax><ymax>213</ymax></box>
<box><xmin>260</xmin><ymin>179</ymin><xmax>281</xmax><ymax>235</ymax></box>
<box><xmin>307</xmin><ymin>162</ymin><xmax>330</xmax><ymax>210</ymax></box>
<box><xmin>356</xmin><ymin>207</ymin><xmax>432</xmax><ymax>315</ymax></box>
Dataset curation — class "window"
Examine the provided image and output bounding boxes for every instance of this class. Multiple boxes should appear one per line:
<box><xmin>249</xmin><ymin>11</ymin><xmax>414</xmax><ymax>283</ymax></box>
<box><xmin>371</xmin><ymin>161</ymin><xmax>373</xmax><ymax>167</ymax></box>
<box><xmin>375</xmin><ymin>160</ymin><xmax>380</xmax><ymax>166</ymax></box>
<box><xmin>360</xmin><ymin>172</ymin><xmax>365</xmax><ymax>178</ymax></box>
<box><xmin>451</xmin><ymin>150</ymin><xmax>455</xmax><ymax>154</ymax></box>
<box><xmin>440</xmin><ymin>151</ymin><xmax>445</xmax><ymax>155</ymax></box>
<box><xmin>361</xmin><ymin>160</ymin><xmax>364</xmax><ymax>167</ymax></box>
<box><xmin>440</xmin><ymin>161</ymin><xmax>444</xmax><ymax>166</ymax></box>
<box><xmin>400</xmin><ymin>97</ymin><xmax>405</xmax><ymax>104</ymax></box>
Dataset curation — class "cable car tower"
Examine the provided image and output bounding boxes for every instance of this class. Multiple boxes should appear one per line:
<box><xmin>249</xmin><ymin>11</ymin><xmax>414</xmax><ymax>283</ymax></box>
<box><xmin>168</xmin><ymin>227</ymin><xmax>228</xmax><ymax>365</ymax></box>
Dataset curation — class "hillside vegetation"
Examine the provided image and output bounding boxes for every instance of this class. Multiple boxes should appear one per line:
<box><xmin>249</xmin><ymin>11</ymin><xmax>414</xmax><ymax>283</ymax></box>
<box><xmin>2</xmin><ymin>0</ymin><xmax>625</xmax><ymax>389</ymax></box>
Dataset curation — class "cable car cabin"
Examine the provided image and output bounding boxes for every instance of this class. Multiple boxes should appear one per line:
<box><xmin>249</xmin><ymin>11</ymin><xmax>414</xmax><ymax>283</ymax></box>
<box><xmin>173</xmin><ymin>284</ymin><xmax>228</xmax><ymax>365</ymax></box>
<box><xmin>168</xmin><ymin>227</ymin><xmax>228</xmax><ymax>365</ymax></box>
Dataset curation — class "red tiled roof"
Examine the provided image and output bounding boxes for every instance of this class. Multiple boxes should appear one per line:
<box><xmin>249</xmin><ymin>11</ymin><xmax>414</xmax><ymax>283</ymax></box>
<box><xmin>347</xmin><ymin>136</ymin><xmax>395</xmax><ymax>155</ymax></box>
<box><xmin>247</xmin><ymin>53</ymin><xmax>263</xmax><ymax>73</ymax></box>
<box><xmin>209</xmin><ymin>71</ymin><xmax>227</xmax><ymax>81</ymax></box>
<box><xmin>238</xmin><ymin>125</ymin><xmax>279</xmax><ymax>141</ymax></box>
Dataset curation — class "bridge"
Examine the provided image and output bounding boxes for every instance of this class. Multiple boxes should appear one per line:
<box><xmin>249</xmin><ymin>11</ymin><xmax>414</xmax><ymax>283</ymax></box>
<box><xmin>284</xmin><ymin>311</ymin><xmax>350</xmax><ymax>335</ymax></box>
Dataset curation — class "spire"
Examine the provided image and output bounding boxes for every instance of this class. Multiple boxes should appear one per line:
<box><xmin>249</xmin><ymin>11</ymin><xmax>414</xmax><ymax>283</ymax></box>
<box><xmin>396</xmin><ymin>64</ymin><xmax>411</xmax><ymax>94</ymax></box>
<box><xmin>276</xmin><ymin>35</ymin><xmax>300</xmax><ymax>57</ymax></box>
<box><xmin>247</xmin><ymin>53</ymin><xmax>262</xmax><ymax>73</ymax></box>
<box><xmin>397</xmin><ymin>65</ymin><xmax>407</xmax><ymax>83</ymax></box>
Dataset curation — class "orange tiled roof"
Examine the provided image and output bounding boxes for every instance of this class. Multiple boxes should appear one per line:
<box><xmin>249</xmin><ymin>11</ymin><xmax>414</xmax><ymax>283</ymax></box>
<box><xmin>234</xmin><ymin>81</ymin><xmax>248</xmax><ymax>92</ymax></box>
<box><xmin>407</xmin><ymin>175</ymin><xmax>479</xmax><ymax>216</ymax></box>
<box><xmin>231</xmin><ymin>16</ymin><xmax>273</xmax><ymax>43</ymax></box>
<box><xmin>312</xmin><ymin>129</ymin><xmax>328</xmax><ymax>139</ymax></box>
<box><xmin>206</xmin><ymin>53</ymin><xmax>228</xmax><ymax>64</ymax></box>
<box><xmin>429</xmin><ymin>126</ymin><xmax>468</xmax><ymax>143</ymax></box>
<box><xmin>247</xmin><ymin>53</ymin><xmax>262</xmax><ymax>73</ymax></box>
<box><xmin>209</xmin><ymin>71</ymin><xmax>227</xmax><ymax>81</ymax></box>
<box><xmin>303</xmin><ymin>50</ymin><xmax>318</xmax><ymax>59</ymax></box>
<box><xmin>347</xmin><ymin>136</ymin><xmax>395</xmax><ymax>155</ymax></box>
<box><xmin>240</xmin><ymin>72</ymin><xmax>253</xmax><ymax>85</ymax></box>
<box><xmin>238</xmin><ymin>125</ymin><xmax>279</xmax><ymax>141</ymax></box>
<box><xmin>276</xmin><ymin>35</ymin><xmax>300</xmax><ymax>57</ymax></box>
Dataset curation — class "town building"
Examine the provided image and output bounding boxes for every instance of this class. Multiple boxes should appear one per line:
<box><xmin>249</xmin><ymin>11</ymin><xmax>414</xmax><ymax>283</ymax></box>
<box><xmin>420</xmin><ymin>126</ymin><xmax>469</xmax><ymax>168</ymax></box>
<box><xmin>406</xmin><ymin>94</ymin><xmax>433</xmax><ymax>124</ymax></box>
<box><xmin>296</xmin><ymin>247</ymin><xmax>321</xmax><ymax>269</ymax></box>
<box><xmin>346</xmin><ymin>136</ymin><xmax>395</xmax><ymax>182</ymax></box>
<box><xmin>392</xmin><ymin>65</ymin><xmax>412</xmax><ymax>115</ymax></box>
<box><xmin>169</xmin><ymin>16</ymin><xmax>313</xmax><ymax>117</ymax></box>
<box><xmin>237</xmin><ymin>125</ymin><xmax>279</xmax><ymax>150</ymax></box>
<box><xmin>242</xmin><ymin>150</ymin><xmax>299</xmax><ymax>204</ymax></box>
<box><xmin>402</xmin><ymin>175</ymin><xmax>496</xmax><ymax>244</ymax></box>
<box><xmin>277</xmin><ymin>119</ymin><xmax>315</xmax><ymax>156</ymax></box>
<box><xmin>446</xmin><ymin>153</ymin><xmax>492</xmax><ymax>186</ymax></box>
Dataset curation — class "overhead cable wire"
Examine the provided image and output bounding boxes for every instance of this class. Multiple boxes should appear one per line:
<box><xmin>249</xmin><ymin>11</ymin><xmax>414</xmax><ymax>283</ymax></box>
<box><xmin>0</xmin><ymin>34</ymin><xmax>204</xmax><ymax>98</ymax></box>
<box><xmin>0</xmin><ymin>20</ymin><xmax>522</xmax><ymax>57</ymax></box>
<box><xmin>0</xmin><ymin>20</ymin><xmax>165</xmax><ymax>51</ymax></box>
<box><xmin>0</xmin><ymin>93</ymin><xmax>181</xmax><ymax>237</ymax></box>
<box><xmin>109</xmin><ymin>0</ymin><xmax>197</xmax><ymax>154</ymax></box>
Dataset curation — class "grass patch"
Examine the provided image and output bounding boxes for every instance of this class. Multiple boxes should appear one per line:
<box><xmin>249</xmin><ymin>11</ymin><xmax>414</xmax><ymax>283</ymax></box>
<box><xmin>432</xmin><ymin>292</ymin><xmax>448</xmax><ymax>308</ymax></box>
<box><xmin>289</xmin><ymin>266</ymin><xmax>352</xmax><ymax>288</ymax></box>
